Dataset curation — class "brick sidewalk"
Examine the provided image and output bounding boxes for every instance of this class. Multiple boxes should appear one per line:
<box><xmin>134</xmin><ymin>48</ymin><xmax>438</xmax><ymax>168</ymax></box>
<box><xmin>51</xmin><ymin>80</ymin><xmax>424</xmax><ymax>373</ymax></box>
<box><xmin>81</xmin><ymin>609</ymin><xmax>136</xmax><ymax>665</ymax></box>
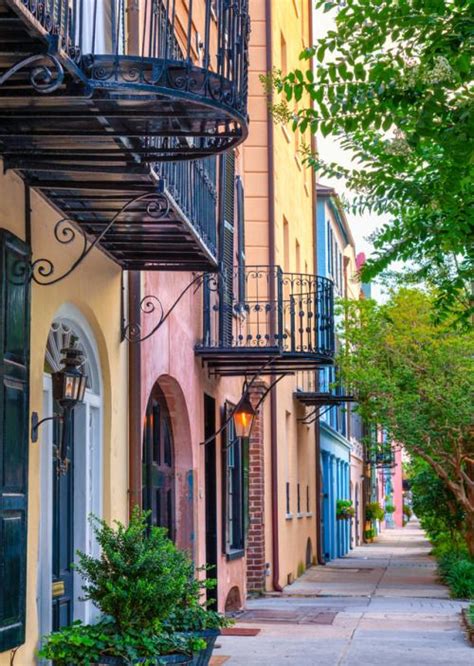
<box><xmin>217</xmin><ymin>522</ymin><xmax>471</xmax><ymax>665</ymax></box>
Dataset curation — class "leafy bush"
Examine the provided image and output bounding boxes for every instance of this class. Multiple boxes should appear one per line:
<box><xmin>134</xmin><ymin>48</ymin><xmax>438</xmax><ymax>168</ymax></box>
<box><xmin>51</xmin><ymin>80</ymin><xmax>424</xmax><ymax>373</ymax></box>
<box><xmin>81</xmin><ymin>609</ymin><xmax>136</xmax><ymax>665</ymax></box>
<box><xmin>384</xmin><ymin>504</ymin><xmax>396</xmax><ymax>514</ymax></box>
<box><xmin>39</xmin><ymin>509</ymin><xmax>217</xmax><ymax>664</ymax></box>
<box><xmin>75</xmin><ymin>508</ymin><xmax>192</xmax><ymax>633</ymax></box>
<box><xmin>336</xmin><ymin>499</ymin><xmax>355</xmax><ymax>520</ymax></box>
<box><xmin>39</xmin><ymin>619</ymin><xmax>202</xmax><ymax>666</ymax></box>
<box><xmin>364</xmin><ymin>528</ymin><xmax>376</xmax><ymax>541</ymax></box>
<box><xmin>437</xmin><ymin>548</ymin><xmax>474</xmax><ymax>599</ymax></box>
<box><xmin>366</xmin><ymin>502</ymin><xmax>384</xmax><ymax>522</ymax></box>
<box><xmin>403</xmin><ymin>504</ymin><xmax>413</xmax><ymax>519</ymax></box>
<box><xmin>164</xmin><ymin>567</ymin><xmax>231</xmax><ymax>633</ymax></box>
<box><xmin>409</xmin><ymin>462</ymin><xmax>465</xmax><ymax>544</ymax></box>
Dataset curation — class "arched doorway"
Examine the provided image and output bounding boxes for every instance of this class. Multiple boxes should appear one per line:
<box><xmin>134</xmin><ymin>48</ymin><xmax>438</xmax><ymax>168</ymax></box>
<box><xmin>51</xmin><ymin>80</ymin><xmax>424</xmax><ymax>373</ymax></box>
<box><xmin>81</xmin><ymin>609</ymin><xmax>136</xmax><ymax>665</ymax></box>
<box><xmin>38</xmin><ymin>313</ymin><xmax>103</xmax><ymax>643</ymax></box>
<box><xmin>142</xmin><ymin>384</ymin><xmax>176</xmax><ymax>540</ymax></box>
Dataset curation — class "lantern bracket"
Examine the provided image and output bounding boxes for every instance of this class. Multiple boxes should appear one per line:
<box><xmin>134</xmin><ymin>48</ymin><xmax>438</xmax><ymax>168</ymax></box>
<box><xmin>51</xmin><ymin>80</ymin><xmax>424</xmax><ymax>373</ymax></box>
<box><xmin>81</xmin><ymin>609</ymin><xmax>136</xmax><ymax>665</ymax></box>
<box><xmin>199</xmin><ymin>363</ymin><xmax>288</xmax><ymax>448</ymax></box>
<box><xmin>31</xmin><ymin>412</ymin><xmax>63</xmax><ymax>443</ymax></box>
<box><xmin>121</xmin><ymin>272</ymin><xmax>214</xmax><ymax>343</ymax></box>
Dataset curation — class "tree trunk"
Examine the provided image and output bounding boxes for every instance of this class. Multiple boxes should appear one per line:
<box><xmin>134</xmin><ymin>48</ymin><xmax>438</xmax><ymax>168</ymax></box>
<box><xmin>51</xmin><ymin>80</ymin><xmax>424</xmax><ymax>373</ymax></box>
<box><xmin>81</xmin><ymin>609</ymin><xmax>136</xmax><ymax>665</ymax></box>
<box><xmin>465</xmin><ymin>462</ymin><xmax>474</xmax><ymax>558</ymax></box>
<box><xmin>465</xmin><ymin>511</ymin><xmax>474</xmax><ymax>558</ymax></box>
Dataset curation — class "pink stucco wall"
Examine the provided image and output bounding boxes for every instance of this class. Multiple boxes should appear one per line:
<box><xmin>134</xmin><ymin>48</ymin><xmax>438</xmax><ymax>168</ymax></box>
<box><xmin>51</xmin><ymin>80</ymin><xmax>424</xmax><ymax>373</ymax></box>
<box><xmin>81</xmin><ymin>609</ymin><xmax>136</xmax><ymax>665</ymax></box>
<box><xmin>140</xmin><ymin>270</ymin><xmax>247</xmax><ymax>612</ymax></box>
<box><xmin>392</xmin><ymin>447</ymin><xmax>404</xmax><ymax>528</ymax></box>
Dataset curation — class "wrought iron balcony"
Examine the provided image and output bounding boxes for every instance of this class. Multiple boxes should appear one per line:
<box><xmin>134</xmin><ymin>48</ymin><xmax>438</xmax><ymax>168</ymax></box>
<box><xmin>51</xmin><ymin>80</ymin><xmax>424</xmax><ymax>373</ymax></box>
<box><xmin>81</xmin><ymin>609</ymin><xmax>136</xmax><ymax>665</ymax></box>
<box><xmin>195</xmin><ymin>266</ymin><xmax>335</xmax><ymax>376</ymax></box>
<box><xmin>0</xmin><ymin>0</ymin><xmax>249</xmax><ymax>271</ymax></box>
<box><xmin>294</xmin><ymin>370</ymin><xmax>353</xmax><ymax>407</ymax></box>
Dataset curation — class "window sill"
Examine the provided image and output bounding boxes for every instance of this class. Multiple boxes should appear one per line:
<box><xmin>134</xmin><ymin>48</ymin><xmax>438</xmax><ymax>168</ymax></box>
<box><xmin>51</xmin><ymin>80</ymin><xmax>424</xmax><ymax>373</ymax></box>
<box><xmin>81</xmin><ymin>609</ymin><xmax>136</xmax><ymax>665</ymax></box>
<box><xmin>226</xmin><ymin>548</ymin><xmax>245</xmax><ymax>562</ymax></box>
<box><xmin>286</xmin><ymin>512</ymin><xmax>293</xmax><ymax>520</ymax></box>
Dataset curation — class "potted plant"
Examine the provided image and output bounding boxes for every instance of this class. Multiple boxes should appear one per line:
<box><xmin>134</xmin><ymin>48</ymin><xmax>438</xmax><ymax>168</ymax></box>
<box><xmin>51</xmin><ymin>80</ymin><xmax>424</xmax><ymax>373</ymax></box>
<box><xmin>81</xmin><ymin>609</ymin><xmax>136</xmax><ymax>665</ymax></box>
<box><xmin>384</xmin><ymin>504</ymin><xmax>396</xmax><ymax>514</ymax></box>
<box><xmin>38</xmin><ymin>509</ymin><xmax>205</xmax><ymax>665</ymax></box>
<box><xmin>365</xmin><ymin>502</ymin><xmax>385</xmax><ymax>522</ymax></box>
<box><xmin>39</xmin><ymin>619</ymin><xmax>200</xmax><ymax>665</ymax></box>
<box><xmin>403</xmin><ymin>504</ymin><xmax>413</xmax><ymax>523</ymax></box>
<box><xmin>336</xmin><ymin>499</ymin><xmax>355</xmax><ymax>520</ymax></box>
<box><xmin>164</xmin><ymin>570</ymin><xmax>232</xmax><ymax>666</ymax></box>
<box><xmin>364</xmin><ymin>528</ymin><xmax>376</xmax><ymax>543</ymax></box>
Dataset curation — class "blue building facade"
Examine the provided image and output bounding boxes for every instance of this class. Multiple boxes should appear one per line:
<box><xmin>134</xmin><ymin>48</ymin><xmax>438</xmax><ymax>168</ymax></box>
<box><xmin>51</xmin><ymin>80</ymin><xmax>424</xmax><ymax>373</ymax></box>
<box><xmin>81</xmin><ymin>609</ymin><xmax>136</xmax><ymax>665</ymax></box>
<box><xmin>316</xmin><ymin>184</ymin><xmax>353</xmax><ymax>561</ymax></box>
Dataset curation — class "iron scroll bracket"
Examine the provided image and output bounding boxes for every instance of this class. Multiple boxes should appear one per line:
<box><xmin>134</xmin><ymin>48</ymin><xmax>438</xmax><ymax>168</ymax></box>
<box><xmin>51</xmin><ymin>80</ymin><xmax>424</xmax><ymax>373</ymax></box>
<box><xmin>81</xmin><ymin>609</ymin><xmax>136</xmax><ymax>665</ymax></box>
<box><xmin>0</xmin><ymin>37</ymin><xmax>64</xmax><ymax>94</ymax></box>
<box><xmin>121</xmin><ymin>272</ymin><xmax>215</xmax><ymax>344</ymax></box>
<box><xmin>16</xmin><ymin>189</ymin><xmax>169</xmax><ymax>287</ymax></box>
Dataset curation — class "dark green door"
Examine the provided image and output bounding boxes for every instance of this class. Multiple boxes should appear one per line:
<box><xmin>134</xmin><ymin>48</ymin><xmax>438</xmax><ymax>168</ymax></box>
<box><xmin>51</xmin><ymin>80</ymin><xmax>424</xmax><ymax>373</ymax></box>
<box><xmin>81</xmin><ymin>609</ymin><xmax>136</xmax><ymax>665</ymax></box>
<box><xmin>52</xmin><ymin>409</ymin><xmax>75</xmax><ymax>629</ymax></box>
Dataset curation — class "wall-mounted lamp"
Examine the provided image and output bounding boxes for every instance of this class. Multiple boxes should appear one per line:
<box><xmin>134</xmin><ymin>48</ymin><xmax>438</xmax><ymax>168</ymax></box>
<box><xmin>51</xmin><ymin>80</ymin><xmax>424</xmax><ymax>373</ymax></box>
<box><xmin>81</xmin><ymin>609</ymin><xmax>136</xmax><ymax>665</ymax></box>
<box><xmin>31</xmin><ymin>345</ymin><xmax>87</xmax><ymax>471</ymax></box>
<box><xmin>233</xmin><ymin>393</ymin><xmax>257</xmax><ymax>439</ymax></box>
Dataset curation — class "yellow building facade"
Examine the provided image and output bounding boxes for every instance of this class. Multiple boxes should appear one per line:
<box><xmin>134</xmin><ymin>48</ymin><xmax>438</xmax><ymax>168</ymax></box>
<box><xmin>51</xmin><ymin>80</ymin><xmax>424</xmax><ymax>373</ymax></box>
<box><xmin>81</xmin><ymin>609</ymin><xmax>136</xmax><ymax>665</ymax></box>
<box><xmin>244</xmin><ymin>0</ymin><xmax>320</xmax><ymax>590</ymax></box>
<box><xmin>0</xmin><ymin>167</ymin><xmax>129</xmax><ymax>665</ymax></box>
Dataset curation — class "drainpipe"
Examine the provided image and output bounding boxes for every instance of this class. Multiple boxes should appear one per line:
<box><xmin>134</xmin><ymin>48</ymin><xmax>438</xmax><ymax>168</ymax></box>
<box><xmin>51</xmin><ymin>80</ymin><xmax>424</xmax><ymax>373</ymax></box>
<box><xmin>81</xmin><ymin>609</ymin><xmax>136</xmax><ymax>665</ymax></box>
<box><xmin>314</xmin><ymin>419</ymin><xmax>326</xmax><ymax>565</ymax></box>
<box><xmin>308</xmin><ymin>0</ymin><xmax>325</xmax><ymax>567</ymax></box>
<box><xmin>128</xmin><ymin>271</ymin><xmax>142</xmax><ymax>516</ymax></box>
<box><xmin>265</xmin><ymin>0</ymin><xmax>282</xmax><ymax>593</ymax></box>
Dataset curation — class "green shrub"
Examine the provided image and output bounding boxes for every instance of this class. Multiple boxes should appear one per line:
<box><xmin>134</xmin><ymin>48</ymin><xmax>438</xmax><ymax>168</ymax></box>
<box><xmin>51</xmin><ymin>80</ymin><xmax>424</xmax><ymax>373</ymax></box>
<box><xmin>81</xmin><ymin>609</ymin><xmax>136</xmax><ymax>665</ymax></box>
<box><xmin>39</xmin><ymin>619</ymin><xmax>202</xmax><ymax>666</ymax></box>
<box><xmin>437</xmin><ymin>549</ymin><xmax>474</xmax><ymax>599</ymax></box>
<box><xmin>75</xmin><ymin>508</ymin><xmax>192</xmax><ymax>633</ymax></box>
<box><xmin>403</xmin><ymin>504</ymin><xmax>412</xmax><ymax>518</ymax></box>
<box><xmin>366</xmin><ymin>502</ymin><xmax>384</xmax><ymax>522</ymax></box>
<box><xmin>364</xmin><ymin>528</ymin><xmax>376</xmax><ymax>540</ymax></box>
<box><xmin>164</xmin><ymin>567</ymin><xmax>231</xmax><ymax>633</ymax></box>
<box><xmin>384</xmin><ymin>504</ymin><xmax>396</xmax><ymax>514</ymax></box>
<box><xmin>409</xmin><ymin>461</ymin><xmax>465</xmax><ymax>544</ymax></box>
<box><xmin>39</xmin><ymin>508</ymin><xmax>212</xmax><ymax>664</ymax></box>
<box><xmin>336</xmin><ymin>499</ymin><xmax>355</xmax><ymax>520</ymax></box>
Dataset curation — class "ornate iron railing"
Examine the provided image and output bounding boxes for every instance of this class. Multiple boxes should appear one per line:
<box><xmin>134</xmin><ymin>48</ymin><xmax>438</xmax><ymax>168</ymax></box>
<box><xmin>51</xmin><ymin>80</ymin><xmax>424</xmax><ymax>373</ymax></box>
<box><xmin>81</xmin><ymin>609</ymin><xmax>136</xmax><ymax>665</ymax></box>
<box><xmin>199</xmin><ymin>266</ymin><xmax>335</xmax><ymax>359</ymax></box>
<box><xmin>156</xmin><ymin>157</ymin><xmax>218</xmax><ymax>257</ymax></box>
<box><xmin>9</xmin><ymin>0</ymin><xmax>250</xmax><ymax>158</ymax></box>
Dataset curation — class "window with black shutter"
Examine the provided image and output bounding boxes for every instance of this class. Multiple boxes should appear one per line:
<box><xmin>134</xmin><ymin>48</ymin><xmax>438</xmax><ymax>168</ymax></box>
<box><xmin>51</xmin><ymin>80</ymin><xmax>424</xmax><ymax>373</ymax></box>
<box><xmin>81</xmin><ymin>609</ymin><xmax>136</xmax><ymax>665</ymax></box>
<box><xmin>218</xmin><ymin>151</ymin><xmax>236</xmax><ymax>346</ymax></box>
<box><xmin>0</xmin><ymin>230</ymin><xmax>31</xmax><ymax>652</ymax></box>
<box><xmin>236</xmin><ymin>175</ymin><xmax>246</xmax><ymax>305</ymax></box>
<box><xmin>222</xmin><ymin>402</ymin><xmax>247</xmax><ymax>559</ymax></box>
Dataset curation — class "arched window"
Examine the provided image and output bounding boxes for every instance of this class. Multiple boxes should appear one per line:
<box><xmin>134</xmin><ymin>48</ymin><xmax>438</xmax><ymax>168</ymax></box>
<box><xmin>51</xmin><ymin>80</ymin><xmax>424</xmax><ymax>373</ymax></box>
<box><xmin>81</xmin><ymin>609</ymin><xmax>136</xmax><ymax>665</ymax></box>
<box><xmin>142</xmin><ymin>385</ymin><xmax>175</xmax><ymax>540</ymax></box>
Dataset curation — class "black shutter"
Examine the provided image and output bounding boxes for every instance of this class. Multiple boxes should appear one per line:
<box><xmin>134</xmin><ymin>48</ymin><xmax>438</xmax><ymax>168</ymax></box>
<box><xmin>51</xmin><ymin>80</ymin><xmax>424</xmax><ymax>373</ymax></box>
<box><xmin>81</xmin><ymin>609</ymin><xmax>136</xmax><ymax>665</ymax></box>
<box><xmin>0</xmin><ymin>230</ymin><xmax>30</xmax><ymax>652</ymax></box>
<box><xmin>218</xmin><ymin>151</ymin><xmax>236</xmax><ymax>346</ymax></box>
<box><xmin>236</xmin><ymin>175</ymin><xmax>246</xmax><ymax>305</ymax></box>
<box><xmin>221</xmin><ymin>402</ymin><xmax>231</xmax><ymax>555</ymax></box>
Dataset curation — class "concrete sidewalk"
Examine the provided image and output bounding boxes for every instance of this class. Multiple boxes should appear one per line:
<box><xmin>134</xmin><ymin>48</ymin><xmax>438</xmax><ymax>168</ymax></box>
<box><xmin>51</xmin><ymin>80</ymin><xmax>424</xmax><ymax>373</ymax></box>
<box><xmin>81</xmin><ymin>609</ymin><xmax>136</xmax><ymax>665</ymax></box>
<box><xmin>216</xmin><ymin>522</ymin><xmax>471</xmax><ymax>665</ymax></box>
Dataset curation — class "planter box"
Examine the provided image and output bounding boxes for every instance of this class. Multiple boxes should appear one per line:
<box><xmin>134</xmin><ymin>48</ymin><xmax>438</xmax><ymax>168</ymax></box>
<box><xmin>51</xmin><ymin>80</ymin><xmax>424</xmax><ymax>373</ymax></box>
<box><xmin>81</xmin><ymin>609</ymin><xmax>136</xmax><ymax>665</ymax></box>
<box><xmin>192</xmin><ymin>629</ymin><xmax>220</xmax><ymax>666</ymax></box>
<box><xmin>461</xmin><ymin>608</ymin><xmax>474</xmax><ymax>647</ymax></box>
<box><xmin>177</xmin><ymin>629</ymin><xmax>220</xmax><ymax>666</ymax></box>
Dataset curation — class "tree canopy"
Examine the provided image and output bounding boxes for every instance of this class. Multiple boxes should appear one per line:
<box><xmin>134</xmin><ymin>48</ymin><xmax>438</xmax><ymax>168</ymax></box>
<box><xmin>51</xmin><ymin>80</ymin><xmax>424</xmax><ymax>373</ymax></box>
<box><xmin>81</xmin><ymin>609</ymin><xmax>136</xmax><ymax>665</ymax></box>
<box><xmin>337</xmin><ymin>288</ymin><xmax>474</xmax><ymax>552</ymax></box>
<box><xmin>271</xmin><ymin>0</ymin><xmax>473</xmax><ymax>320</ymax></box>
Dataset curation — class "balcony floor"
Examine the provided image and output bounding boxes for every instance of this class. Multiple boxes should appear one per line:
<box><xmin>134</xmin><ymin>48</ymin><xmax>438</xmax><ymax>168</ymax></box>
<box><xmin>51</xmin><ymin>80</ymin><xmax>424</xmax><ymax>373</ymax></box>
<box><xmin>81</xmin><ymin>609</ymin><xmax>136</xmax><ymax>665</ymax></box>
<box><xmin>195</xmin><ymin>347</ymin><xmax>334</xmax><ymax>377</ymax></box>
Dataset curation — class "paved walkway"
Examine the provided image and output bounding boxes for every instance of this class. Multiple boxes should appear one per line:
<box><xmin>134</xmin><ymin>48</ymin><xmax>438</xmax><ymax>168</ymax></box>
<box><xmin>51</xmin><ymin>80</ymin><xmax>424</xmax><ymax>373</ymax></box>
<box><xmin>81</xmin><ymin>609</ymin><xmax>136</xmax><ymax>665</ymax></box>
<box><xmin>216</xmin><ymin>521</ymin><xmax>471</xmax><ymax>665</ymax></box>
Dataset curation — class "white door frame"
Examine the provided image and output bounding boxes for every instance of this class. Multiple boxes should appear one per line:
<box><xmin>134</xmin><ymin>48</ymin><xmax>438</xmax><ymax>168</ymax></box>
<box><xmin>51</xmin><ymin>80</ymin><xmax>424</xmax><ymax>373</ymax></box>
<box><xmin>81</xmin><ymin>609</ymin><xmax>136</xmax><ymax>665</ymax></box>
<box><xmin>37</xmin><ymin>312</ymin><xmax>103</xmax><ymax>658</ymax></box>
